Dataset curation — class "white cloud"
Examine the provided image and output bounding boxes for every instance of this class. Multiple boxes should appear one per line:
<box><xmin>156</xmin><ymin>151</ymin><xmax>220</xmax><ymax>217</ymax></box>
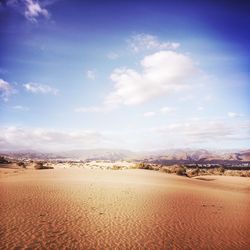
<box><xmin>197</xmin><ymin>106</ymin><xmax>204</xmax><ymax>111</ymax></box>
<box><xmin>5</xmin><ymin>0</ymin><xmax>52</xmax><ymax>22</ymax></box>
<box><xmin>179</xmin><ymin>95</ymin><xmax>194</xmax><ymax>102</ymax></box>
<box><xmin>128</xmin><ymin>33</ymin><xmax>180</xmax><ymax>52</ymax></box>
<box><xmin>105</xmin><ymin>50</ymin><xmax>197</xmax><ymax>106</ymax></box>
<box><xmin>143</xmin><ymin>107</ymin><xmax>176</xmax><ymax>117</ymax></box>
<box><xmin>0</xmin><ymin>79</ymin><xmax>15</xmax><ymax>101</ymax></box>
<box><xmin>24</xmin><ymin>0</ymin><xmax>50</xmax><ymax>22</ymax></box>
<box><xmin>13</xmin><ymin>105</ymin><xmax>30</xmax><ymax>111</ymax></box>
<box><xmin>151</xmin><ymin>119</ymin><xmax>250</xmax><ymax>145</ymax></box>
<box><xmin>107</xmin><ymin>52</ymin><xmax>119</xmax><ymax>60</ymax></box>
<box><xmin>86</xmin><ymin>70</ymin><xmax>96</xmax><ymax>80</ymax></box>
<box><xmin>75</xmin><ymin>106</ymin><xmax>102</xmax><ymax>113</ymax></box>
<box><xmin>23</xmin><ymin>82</ymin><xmax>58</xmax><ymax>95</ymax></box>
<box><xmin>160</xmin><ymin>106</ymin><xmax>176</xmax><ymax>114</ymax></box>
<box><xmin>0</xmin><ymin>126</ymin><xmax>106</xmax><ymax>151</ymax></box>
<box><xmin>204</xmin><ymin>94</ymin><xmax>213</xmax><ymax>101</ymax></box>
<box><xmin>227</xmin><ymin>112</ymin><xmax>244</xmax><ymax>118</ymax></box>
<box><xmin>74</xmin><ymin>104</ymin><xmax>116</xmax><ymax>113</ymax></box>
<box><xmin>143</xmin><ymin>112</ymin><xmax>155</xmax><ymax>117</ymax></box>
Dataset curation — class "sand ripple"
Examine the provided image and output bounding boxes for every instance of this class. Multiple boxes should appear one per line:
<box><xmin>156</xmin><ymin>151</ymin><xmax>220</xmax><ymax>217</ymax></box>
<box><xmin>1</xmin><ymin>169</ymin><xmax>250</xmax><ymax>249</ymax></box>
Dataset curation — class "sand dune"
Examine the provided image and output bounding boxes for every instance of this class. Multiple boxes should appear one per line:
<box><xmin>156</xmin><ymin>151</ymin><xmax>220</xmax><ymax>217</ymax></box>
<box><xmin>0</xmin><ymin>168</ymin><xmax>250</xmax><ymax>249</ymax></box>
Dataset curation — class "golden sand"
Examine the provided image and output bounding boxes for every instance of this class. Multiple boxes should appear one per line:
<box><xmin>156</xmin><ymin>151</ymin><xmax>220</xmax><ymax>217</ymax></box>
<box><xmin>1</xmin><ymin>168</ymin><xmax>250</xmax><ymax>249</ymax></box>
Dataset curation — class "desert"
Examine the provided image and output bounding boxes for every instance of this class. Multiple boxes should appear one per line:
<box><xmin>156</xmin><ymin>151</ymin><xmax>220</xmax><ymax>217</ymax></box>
<box><xmin>1</xmin><ymin>161</ymin><xmax>250</xmax><ymax>249</ymax></box>
<box><xmin>1</xmin><ymin>0</ymin><xmax>250</xmax><ymax>249</ymax></box>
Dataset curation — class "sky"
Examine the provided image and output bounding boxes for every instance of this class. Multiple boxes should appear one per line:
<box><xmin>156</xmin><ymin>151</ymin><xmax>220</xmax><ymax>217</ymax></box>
<box><xmin>0</xmin><ymin>0</ymin><xmax>249</xmax><ymax>151</ymax></box>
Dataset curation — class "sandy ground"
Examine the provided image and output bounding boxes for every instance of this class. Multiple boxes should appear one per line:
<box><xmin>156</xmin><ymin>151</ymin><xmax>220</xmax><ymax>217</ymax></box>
<box><xmin>52</xmin><ymin>160</ymin><xmax>135</xmax><ymax>170</ymax></box>
<box><xmin>0</xmin><ymin>168</ymin><xmax>250</xmax><ymax>250</ymax></box>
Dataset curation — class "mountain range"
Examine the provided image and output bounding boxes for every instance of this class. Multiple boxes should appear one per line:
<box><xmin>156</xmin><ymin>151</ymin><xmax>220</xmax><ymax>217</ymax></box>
<box><xmin>1</xmin><ymin>148</ymin><xmax>250</xmax><ymax>163</ymax></box>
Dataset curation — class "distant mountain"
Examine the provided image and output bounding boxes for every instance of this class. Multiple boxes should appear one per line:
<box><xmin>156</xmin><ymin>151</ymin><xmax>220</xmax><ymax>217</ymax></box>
<box><xmin>237</xmin><ymin>150</ymin><xmax>250</xmax><ymax>161</ymax></box>
<box><xmin>0</xmin><ymin>150</ymin><xmax>64</xmax><ymax>160</ymax></box>
<box><xmin>141</xmin><ymin>149</ymin><xmax>250</xmax><ymax>164</ymax></box>
<box><xmin>0</xmin><ymin>148</ymin><xmax>249</xmax><ymax>163</ymax></box>
<box><xmin>59</xmin><ymin>149</ymin><xmax>137</xmax><ymax>161</ymax></box>
<box><xmin>0</xmin><ymin>149</ymin><xmax>137</xmax><ymax>161</ymax></box>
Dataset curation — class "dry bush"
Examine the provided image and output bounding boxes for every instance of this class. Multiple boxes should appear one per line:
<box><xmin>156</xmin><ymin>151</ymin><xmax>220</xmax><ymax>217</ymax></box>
<box><xmin>160</xmin><ymin>167</ymin><xmax>171</xmax><ymax>174</ymax></box>
<box><xmin>175</xmin><ymin>166</ymin><xmax>187</xmax><ymax>176</ymax></box>
<box><xmin>189</xmin><ymin>167</ymin><xmax>250</xmax><ymax>178</ymax></box>
<box><xmin>0</xmin><ymin>156</ymin><xmax>9</xmax><ymax>164</ymax></box>
<box><xmin>34</xmin><ymin>162</ymin><xmax>44</xmax><ymax>169</ymax></box>
<box><xmin>134</xmin><ymin>162</ymin><xmax>154</xmax><ymax>170</ymax></box>
<box><xmin>111</xmin><ymin>165</ymin><xmax>123</xmax><ymax>170</ymax></box>
<box><xmin>133</xmin><ymin>162</ymin><xmax>144</xmax><ymax>169</ymax></box>
<box><xmin>133</xmin><ymin>162</ymin><xmax>250</xmax><ymax>178</ymax></box>
<box><xmin>187</xmin><ymin>168</ymin><xmax>199</xmax><ymax>177</ymax></box>
<box><xmin>159</xmin><ymin>165</ymin><xmax>187</xmax><ymax>176</ymax></box>
<box><xmin>218</xmin><ymin>166</ymin><xmax>225</xmax><ymax>174</ymax></box>
<box><xmin>225</xmin><ymin>170</ymin><xmax>250</xmax><ymax>177</ymax></box>
<box><xmin>34</xmin><ymin>162</ymin><xmax>53</xmax><ymax>170</ymax></box>
<box><xmin>17</xmin><ymin>162</ymin><xmax>26</xmax><ymax>168</ymax></box>
<box><xmin>152</xmin><ymin>165</ymin><xmax>160</xmax><ymax>171</ymax></box>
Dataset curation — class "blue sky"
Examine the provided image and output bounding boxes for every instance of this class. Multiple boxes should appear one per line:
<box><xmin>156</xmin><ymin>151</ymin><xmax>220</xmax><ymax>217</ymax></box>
<box><xmin>0</xmin><ymin>0</ymin><xmax>249</xmax><ymax>151</ymax></box>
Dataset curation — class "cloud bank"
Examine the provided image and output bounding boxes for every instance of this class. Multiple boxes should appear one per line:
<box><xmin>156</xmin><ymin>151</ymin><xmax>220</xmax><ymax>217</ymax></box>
<box><xmin>151</xmin><ymin>119</ymin><xmax>250</xmax><ymax>146</ymax></box>
<box><xmin>1</xmin><ymin>119</ymin><xmax>248</xmax><ymax>151</ymax></box>
<box><xmin>0</xmin><ymin>127</ymin><xmax>105</xmax><ymax>151</ymax></box>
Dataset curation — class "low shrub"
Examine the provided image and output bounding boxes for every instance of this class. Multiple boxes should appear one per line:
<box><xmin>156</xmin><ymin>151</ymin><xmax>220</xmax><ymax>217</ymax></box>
<box><xmin>17</xmin><ymin>162</ymin><xmax>26</xmax><ymax>168</ymax></box>
<box><xmin>134</xmin><ymin>162</ymin><xmax>154</xmax><ymax>170</ymax></box>
<box><xmin>0</xmin><ymin>156</ymin><xmax>9</xmax><ymax>164</ymax></box>
<box><xmin>111</xmin><ymin>165</ymin><xmax>123</xmax><ymax>170</ymax></box>
<box><xmin>34</xmin><ymin>162</ymin><xmax>53</xmax><ymax>170</ymax></box>
<box><xmin>160</xmin><ymin>167</ymin><xmax>171</xmax><ymax>174</ymax></box>
<box><xmin>175</xmin><ymin>166</ymin><xmax>187</xmax><ymax>176</ymax></box>
<box><xmin>218</xmin><ymin>166</ymin><xmax>225</xmax><ymax>174</ymax></box>
<box><xmin>187</xmin><ymin>168</ymin><xmax>199</xmax><ymax>177</ymax></box>
<box><xmin>34</xmin><ymin>162</ymin><xmax>44</xmax><ymax>169</ymax></box>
